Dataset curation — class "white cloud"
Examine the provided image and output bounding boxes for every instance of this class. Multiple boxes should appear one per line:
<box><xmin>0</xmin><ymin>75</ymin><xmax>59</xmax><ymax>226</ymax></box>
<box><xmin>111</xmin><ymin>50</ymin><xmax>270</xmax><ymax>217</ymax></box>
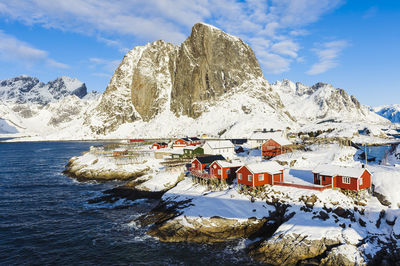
<box><xmin>0</xmin><ymin>30</ymin><xmax>68</xmax><ymax>68</ymax></box>
<box><xmin>270</xmin><ymin>40</ymin><xmax>300</xmax><ymax>58</ymax></box>
<box><xmin>0</xmin><ymin>0</ymin><xmax>344</xmax><ymax>74</ymax></box>
<box><xmin>306</xmin><ymin>40</ymin><xmax>348</xmax><ymax>75</ymax></box>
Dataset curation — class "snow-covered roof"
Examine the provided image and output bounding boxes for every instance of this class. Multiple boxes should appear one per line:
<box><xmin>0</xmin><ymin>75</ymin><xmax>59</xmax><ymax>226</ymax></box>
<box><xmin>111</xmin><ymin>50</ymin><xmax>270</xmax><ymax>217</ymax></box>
<box><xmin>183</xmin><ymin>146</ymin><xmax>202</xmax><ymax>150</ymax></box>
<box><xmin>267</xmin><ymin>136</ymin><xmax>292</xmax><ymax>146</ymax></box>
<box><xmin>242</xmin><ymin>161</ymin><xmax>284</xmax><ymax>175</ymax></box>
<box><xmin>313</xmin><ymin>164</ymin><xmax>369</xmax><ymax>178</ymax></box>
<box><xmin>205</xmin><ymin>140</ymin><xmax>234</xmax><ymax>149</ymax></box>
<box><xmin>250</xmin><ymin>131</ymin><xmax>283</xmax><ymax>140</ymax></box>
<box><xmin>213</xmin><ymin>160</ymin><xmax>242</xmax><ymax>168</ymax></box>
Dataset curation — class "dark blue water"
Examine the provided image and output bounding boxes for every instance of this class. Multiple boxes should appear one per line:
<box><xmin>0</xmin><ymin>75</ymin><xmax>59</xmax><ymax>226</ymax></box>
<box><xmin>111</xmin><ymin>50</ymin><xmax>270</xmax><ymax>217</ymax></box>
<box><xmin>0</xmin><ymin>142</ymin><xmax>256</xmax><ymax>265</ymax></box>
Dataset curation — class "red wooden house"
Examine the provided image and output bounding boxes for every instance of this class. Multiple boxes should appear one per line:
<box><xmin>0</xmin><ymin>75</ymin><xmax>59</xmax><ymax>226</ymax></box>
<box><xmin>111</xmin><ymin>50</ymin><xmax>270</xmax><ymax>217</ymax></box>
<box><xmin>312</xmin><ymin>164</ymin><xmax>371</xmax><ymax>191</ymax></box>
<box><xmin>174</xmin><ymin>138</ymin><xmax>191</xmax><ymax>147</ymax></box>
<box><xmin>113</xmin><ymin>148</ymin><xmax>128</xmax><ymax>157</ymax></box>
<box><xmin>174</xmin><ymin>137</ymin><xmax>201</xmax><ymax>147</ymax></box>
<box><xmin>152</xmin><ymin>142</ymin><xmax>168</xmax><ymax>150</ymax></box>
<box><xmin>190</xmin><ymin>155</ymin><xmax>226</xmax><ymax>172</ymax></box>
<box><xmin>209</xmin><ymin>160</ymin><xmax>241</xmax><ymax>180</ymax></box>
<box><xmin>236</xmin><ymin>161</ymin><xmax>284</xmax><ymax>187</ymax></box>
<box><xmin>262</xmin><ymin>137</ymin><xmax>292</xmax><ymax>158</ymax></box>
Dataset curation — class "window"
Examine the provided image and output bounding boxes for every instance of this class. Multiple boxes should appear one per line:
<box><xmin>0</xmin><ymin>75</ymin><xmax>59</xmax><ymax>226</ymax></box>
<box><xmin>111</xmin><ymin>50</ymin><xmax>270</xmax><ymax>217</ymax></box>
<box><xmin>322</xmin><ymin>176</ymin><xmax>325</xmax><ymax>182</ymax></box>
<box><xmin>238</xmin><ymin>173</ymin><xmax>242</xmax><ymax>180</ymax></box>
<box><xmin>359</xmin><ymin>178</ymin><xmax>363</xmax><ymax>185</ymax></box>
<box><xmin>213</xmin><ymin>164</ymin><xmax>217</xmax><ymax>169</ymax></box>
<box><xmin>227</xmin><ymin>169</ymin><xmax>231</xmax><ymax>174</ymax></box>
<box><xmin>259</xmin><ymin>174</ymin><xmax>264</xmax><ymax>181</ymax></box>
<box><xmin>218</xmin><ymin>169</ymin><xmax>222</xmax><ymax>175</ymax></box>
<box><xmin>191</xmin><ymin>163</ymin><xmax>195</xmax><ymax>168</ymax></box>
<box><xmin>248</xmin><ymin>175</ymin><xmax>252</xmax><ymax>182</ymax></box>
<box><xmin>343</xmin><ymin>176</ymin><xmax>351</xmax><ymax>184</ymax></box>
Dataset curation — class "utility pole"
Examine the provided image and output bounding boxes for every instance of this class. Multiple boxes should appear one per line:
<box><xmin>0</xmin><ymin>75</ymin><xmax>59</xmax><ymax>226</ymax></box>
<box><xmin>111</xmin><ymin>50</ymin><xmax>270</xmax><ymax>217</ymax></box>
<box><xmin>364</xmin><ymin>143</ymin><xmax>368</xmax><ymax>167</ymax></box>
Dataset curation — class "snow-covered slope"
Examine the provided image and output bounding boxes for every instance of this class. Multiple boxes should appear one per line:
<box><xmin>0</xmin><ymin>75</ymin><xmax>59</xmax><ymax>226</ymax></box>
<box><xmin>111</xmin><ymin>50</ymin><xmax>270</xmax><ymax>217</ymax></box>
<box><xmin>0</xmin><ymin>75</ymin><xmax>87</xmax><ymax>104</ymax></box>
<box><xmin>0</xmin><ymin>75</ymin><xmax>99</xmax><ymax>139</ymax></box>
<box><xmin>271</xmin><ymin>79</ymin><xmax>391</xmax><ymax>138</ymax></box>
<box><xmin>373</xmin><ymin>105</ymin><xmax>400</xmax><ymax>123</ymax></box>
<box><xmin>0</xmin><ymin>118</ymin><xmax>18</xmax><ymax>134</ymax></box>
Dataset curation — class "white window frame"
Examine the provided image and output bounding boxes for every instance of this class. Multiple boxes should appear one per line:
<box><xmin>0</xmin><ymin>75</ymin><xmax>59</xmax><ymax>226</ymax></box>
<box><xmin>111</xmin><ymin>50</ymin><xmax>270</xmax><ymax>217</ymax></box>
<box><xmin>238</xmin><ymin>173</ymin><xmax>242</xmax><ymax>180</ymax></box>
<box><xmin>218</xmin><ymin>169</ymin><xmax>222</xmax><ymax>175</ymax></box>
<box><xmin>359</xmin><ymin>178</ymin><xmax>363</xmax><ymax>186</ymax></box>
<box><xmin>342</xmin><ymin>176</ymin><xmax>351</xmax><ymax>184</ymax></box>
<box><xmin>191</xmin><ymin>163</ymin><xmax>195</xmax><ymax>168</ymax></box>
<box><xmin>248</xmin><ymin>175</ymin><xmax>252</xmax><ymax>182</ymax></box>
<box><xmin>258</xmin><ymin>174</ymin><xmax>264</xmax><ymax>181</ymax></box>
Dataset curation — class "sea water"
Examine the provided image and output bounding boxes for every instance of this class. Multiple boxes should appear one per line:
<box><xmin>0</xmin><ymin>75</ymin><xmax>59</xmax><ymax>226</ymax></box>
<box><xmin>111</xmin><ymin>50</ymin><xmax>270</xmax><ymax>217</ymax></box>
<box><xmin>0</xmin><ymin>141</ymin><xmax>259</xmax><ymax>265</ymax></box>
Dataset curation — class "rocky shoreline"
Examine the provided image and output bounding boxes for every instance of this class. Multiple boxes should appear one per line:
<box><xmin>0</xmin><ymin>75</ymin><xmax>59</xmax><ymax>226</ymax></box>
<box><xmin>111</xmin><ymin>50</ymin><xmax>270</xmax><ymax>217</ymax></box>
<box><xmin>63</xmin><ymin>150</ymin><xmax>400</xmax><ymax>265</ymax></box>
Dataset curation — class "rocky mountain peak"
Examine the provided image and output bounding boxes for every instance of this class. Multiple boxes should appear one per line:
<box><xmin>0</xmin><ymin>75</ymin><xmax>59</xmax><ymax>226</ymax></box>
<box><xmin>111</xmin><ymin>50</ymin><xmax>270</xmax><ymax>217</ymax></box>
<box><xmin>0</xmin><ymin>75</ymin><xmax>87</xmax><ymax>104</ymax></box>
<box><xmin>88</xmin><ymin>22</ymin><xmax>278</xmax><ymax>134</ymax></box>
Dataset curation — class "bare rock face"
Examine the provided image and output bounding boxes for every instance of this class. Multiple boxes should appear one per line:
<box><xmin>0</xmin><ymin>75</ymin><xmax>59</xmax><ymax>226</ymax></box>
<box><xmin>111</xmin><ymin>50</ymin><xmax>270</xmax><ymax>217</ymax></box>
<box><xmin>171</xmin><ymin>23</ymin><xmax>265</xmax><ymax>118</ymax></box>
<box><xmin>248</xmin><ymin>234</ymin><xmax>341</xmax><ymax>265</ymax></box>
<box><xmin>131</xmin><ymin>40</ymin><xmax>178</xmax><ymax>121</ymax></box>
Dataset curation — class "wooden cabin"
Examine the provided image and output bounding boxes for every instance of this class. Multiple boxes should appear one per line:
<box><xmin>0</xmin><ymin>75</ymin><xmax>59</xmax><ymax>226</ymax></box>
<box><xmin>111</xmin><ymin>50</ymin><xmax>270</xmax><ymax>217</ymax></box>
<box><xmin>174</xmin><ymin>138</ymin><xmax>191</xmax><ymax>147</ymax></box>
<box><xmin>236</xmin><ymin>161</ymin><xmax>284</xmax><ymax>187</ymax></box>
<box><xmin>190</xmin><ymin>155</ymin><xmax>226</xmax><ymax>172</ymax></box>
<box><xmin>209</xmin><ymin>160</ymin><xmax>241</xmax><ymax>180</ymax></box>
<box><xmin>113</xmin><ymin>148</ymin><xmax>128</xmax><ymax>157</ymax></box>
<box><xmin>312</xmin><ymin>164</ymin><xmax>371</xmax><ymax>191</ymax></box>
<box><xmin>152</xmin><ymin>142</ymin><xmax>168</xmax><ymax>150</ymax></box>
<box><xmin>261</xmin><ymin>137</ymin><xmax>292</xmax><ymax>158</ymax></box>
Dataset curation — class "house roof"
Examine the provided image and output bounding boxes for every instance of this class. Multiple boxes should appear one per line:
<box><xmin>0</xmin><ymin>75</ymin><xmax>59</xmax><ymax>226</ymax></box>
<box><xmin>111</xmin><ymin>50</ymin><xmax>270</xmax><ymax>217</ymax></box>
<box><xmin>190</xmin><ymin>137</ymin><xmax>200</xmax><ymax>141</ymax></box>
<box><xmin>313</xmin><ymin>164</ymin><xmax>369</xmax><ymax>178</ymax></box>
<box><xmin>195</xmin><ymin>155</ymin><xmax>226</xmax><ymax>164</ymax></box>
<box><xmin>265</xmin><ymin>136</ymin><xmax>292</xmax><ymax>146</ymax></box>
<box><xmin>205</xmin><ymin>140</ymin><xmax>234</xmax><ymax>149</ymax></box>
<box><xmin>213</xmin><ymin>160</ymin><xmax>242</xmax><ymax>168</ymax></box>
<box><xmin>242</xmin><ymin>161</ymin><xmax>284</xmax><ymax>174</ymax></box>
<box><xmin>154</xmin><ymin>142</ymin><xmax>168</xmax><ymax>145</ymax></box>
<box><xmin>180</xmin><ymin>138</ymin><xmax>190</xmax><ymax>142</ymax></box>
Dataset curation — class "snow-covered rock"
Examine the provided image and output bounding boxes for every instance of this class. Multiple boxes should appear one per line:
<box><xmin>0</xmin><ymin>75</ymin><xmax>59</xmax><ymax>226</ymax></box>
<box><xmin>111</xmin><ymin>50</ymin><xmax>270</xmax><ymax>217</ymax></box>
<box><xmin>374</xmin><ymin>104</ymin><xmax>400</xmax><ymax>123</ymax></box>
<box><xmin>0</xmin><ymin>75</ymin><xmax>87</xmax><ymax>104</ymax></box>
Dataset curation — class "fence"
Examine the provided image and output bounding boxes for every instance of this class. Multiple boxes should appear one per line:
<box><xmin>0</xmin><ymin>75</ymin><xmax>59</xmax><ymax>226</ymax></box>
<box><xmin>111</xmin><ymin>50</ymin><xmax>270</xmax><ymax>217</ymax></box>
<box><xmin>274</xmin><ymin>182</ymin><xmax>331</xmax><ymax>191</ymax></box>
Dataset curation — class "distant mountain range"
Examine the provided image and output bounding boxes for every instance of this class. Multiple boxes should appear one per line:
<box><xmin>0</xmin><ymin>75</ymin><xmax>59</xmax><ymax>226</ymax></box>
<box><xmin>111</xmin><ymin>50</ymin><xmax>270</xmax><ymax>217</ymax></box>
<box><xmin>373</xmin><ymin>105</ymin><xmax>400</xmax><ymax>123</ymax></box>
<box><xmin>0</xmin><ymin>23</ymin><xmax>395</xmax><ymax>140</ymax></box>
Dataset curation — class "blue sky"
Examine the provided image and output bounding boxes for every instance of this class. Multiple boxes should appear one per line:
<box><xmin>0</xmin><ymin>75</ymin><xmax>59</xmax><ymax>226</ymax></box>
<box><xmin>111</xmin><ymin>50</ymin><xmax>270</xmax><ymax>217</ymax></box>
<box><xmin>0</xmin><ymin>0</ymin><xmax>399</xmax><ymax>106</ymax></box>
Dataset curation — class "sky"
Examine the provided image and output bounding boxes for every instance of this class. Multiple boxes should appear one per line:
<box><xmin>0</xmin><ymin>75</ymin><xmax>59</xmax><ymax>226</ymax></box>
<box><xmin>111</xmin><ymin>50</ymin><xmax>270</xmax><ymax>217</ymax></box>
<box><xmin>0</xmin><ymin>0</ymin><xmax>399</xmax><ymax>106</ymax></box>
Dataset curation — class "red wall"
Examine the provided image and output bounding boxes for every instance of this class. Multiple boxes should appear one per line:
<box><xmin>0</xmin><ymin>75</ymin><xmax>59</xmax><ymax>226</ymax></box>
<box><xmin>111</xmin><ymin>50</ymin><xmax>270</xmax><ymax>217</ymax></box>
<box><xmin>210</xmin><ymin>163</ymin><xmax>240</xmax><ymax>179</ymax></box>
<box><xmin>237</xmin><ymin>166</ymin><xmax>276</xmax><ymax>186</ymax></box>
<box><xmin>191</xmin><ymin>159</ymin><xmax>202</xmax><ymax>171</ymax></box>
<box><xmin>237</xmin><ymin>166</ymin><xmax>254</xmax><ymax>186</ymax></box>
<box><xmin>175</xmin><ymin>139</ymin><xmax>189</xmax><ymax>146</ymax></box>
<box><xmin>335</xmin><ymin>175</ymin><xmax>358</xmax><ymax>190</ymax></box>
<box><xmin>359</xmin><ymin>170</ymin><xmax>371</xmax><ymax>190</ymax></box>
<box><xmin>261</xmin><ymin>139</ymin><xmax>289</xmax><ymax>157</ymax></box>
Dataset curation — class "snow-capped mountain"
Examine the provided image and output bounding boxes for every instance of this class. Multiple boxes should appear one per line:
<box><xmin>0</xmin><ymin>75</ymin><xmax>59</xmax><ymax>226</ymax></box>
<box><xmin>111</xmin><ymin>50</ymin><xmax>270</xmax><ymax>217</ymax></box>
<box><xmin>0</xmin><ymin>75</ymin><xmax>88</xmax><ymax>105</ymax></box>
<box><xmin>272</xmin><ymin>79</ymin><xmax>387</xmax><ymax>124</ymax></box>
<box><xmin>84</xmin><ymin>22</ymin><xmax>294</xmax><ymax>137</ymax></box>
<box><xmin>0</xmin><ymin>75</ymin><xmax>100</xmax><ymax>137</ymax></box>
<box><xmin>373</xmin><ymin>105</ymin><xmax>400</xmax><ymax>123</ymax></box>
